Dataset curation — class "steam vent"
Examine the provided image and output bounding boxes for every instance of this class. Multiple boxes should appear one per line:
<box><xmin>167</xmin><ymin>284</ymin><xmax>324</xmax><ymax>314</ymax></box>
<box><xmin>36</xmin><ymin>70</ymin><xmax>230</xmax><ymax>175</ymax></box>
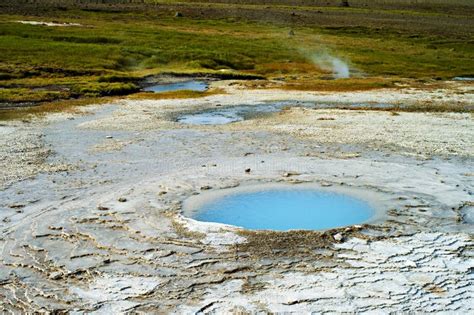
<box><xmin>1</xmin><ymin>0</ymin><xmax>473</xmax><ymax>313</ymax></box>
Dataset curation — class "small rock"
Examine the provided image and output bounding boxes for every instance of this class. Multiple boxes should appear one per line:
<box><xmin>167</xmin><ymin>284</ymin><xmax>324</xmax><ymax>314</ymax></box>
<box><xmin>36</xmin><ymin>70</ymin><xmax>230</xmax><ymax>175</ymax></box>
<box><xmin>245</xmin><ymin>168</ymin><xmax>251</xmax><ymax>173</ymax></box>
<box><xmin>118</xmin><ymin>197</ymin><xmax>127</xmax><ymax>203</ymax></box>
<box><xmin>158</xmin><ymin>191</ymin><xmax>167</xmax><ymax>196</ymax></box>
<box><xmin>283</xmin><ymin>171</ymin><xmax>300</xmax><ymax>178</ymax></box>
<box><xmin>106</xmin><ymin>136</ymin><xmax>113</xmax><ymax>139</ymax></box>
<box><xmin>333</xmin><ymin>233</ymin><xmax>343</xmax><ymax>242</ymax></box>
<box><xmin>340</xmin><ymin>0</ymin><xmax>350</xmax><ymax>7</ymax></box>
<box><xmin>97</xmin><ymin>205</ymin><xmax>109</xmax><ymax>211</ymax></box>
<box><xmin>317</xmin><ymin>117</ymin><xmax>335</xmax><ymax>121</ymax></box>
<box><xmin>9</xmin><ymin>204</ymin><xmax>25</xmax><ymax>209</ymax></box>
<box><xmin>200</xmin><ymin>186</ymin><xmax>212</xmax><ymax>190</ymax></box>
<box><xmin>49</xmin><ymin>272</ymin><xmax>63</xmax><ymax>280</ymax></box>
<box><xmin>174</xmin><ymin>12</ymin><xmax>183</xmax><ymax>17</ymax></box>
<box><xmin>405</xmin><ymin>260</ymin><xmax>417</xmax><ymax>268</ymax></box>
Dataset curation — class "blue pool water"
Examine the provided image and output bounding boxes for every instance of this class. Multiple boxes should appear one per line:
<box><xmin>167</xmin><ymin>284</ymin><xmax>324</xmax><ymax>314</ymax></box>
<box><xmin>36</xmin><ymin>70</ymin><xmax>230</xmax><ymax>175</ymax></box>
<box><xmin>177</xmin><ymin>103</ymin><xmax>283</xmax><ymax>125</ymax></box>
<box><xmin>143</xmin><ymin>80</ymin><xmax>208</xmax><ymax>93</ymax></box>
<box><xmin>177</xmin><ymin>110</ymin><xmax>243</xmax><ymax>125</ymax></box>
<box><xmin>192</xmin><ymin>189</ymin><xmax>375</xmax><ymax>231</ymax></box>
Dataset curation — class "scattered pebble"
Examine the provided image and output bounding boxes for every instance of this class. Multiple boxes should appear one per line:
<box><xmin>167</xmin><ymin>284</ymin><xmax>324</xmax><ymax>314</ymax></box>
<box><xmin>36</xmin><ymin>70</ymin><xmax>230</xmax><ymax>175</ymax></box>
<box><xmin>9</xmin><ymin>204</ymin><xmax>25</xmax><ymax>209</ymax></box>
<box><xmin>49</xmin><ymin>272</ymin><xmax>63</xmax><ymax>280</ymax></box>
<box><xmin>317</xmin><ymin>117</ymin><xmax>336</xmax><ymax>121</ymax></box>
<box><xmin>282</xmin><ymin>172</ymin><xmax>300</xmax><ymax>178</ymax></box>
<box><xmin>405</xmin><ymin>260</ymin><xmax>418</xmax><ymax>268</ymax></box>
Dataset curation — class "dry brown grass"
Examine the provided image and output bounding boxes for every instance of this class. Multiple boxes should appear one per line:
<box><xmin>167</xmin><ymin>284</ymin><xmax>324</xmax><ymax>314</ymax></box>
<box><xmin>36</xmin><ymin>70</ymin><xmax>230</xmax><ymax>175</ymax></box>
<box><xmin>0</xmin><ymin>88</ymin><xmax>228</xmax><ymax>120</ymax></box>
<box><xmin>234</xmin><ymin>224</ymin><xmax>372</xmax><ymax>259</ymax></box>
<box><xmin>282</xmin><ymin>77</ymin><xmax>397</xmax><ymax>92</ymax></box>
<box><xmin>126</xmin><ymin>88</ymin><xmax>226</xmax><ymax>100</ymax></box>
<box><xmin>255</xmin><ymin>62</ymin><xmax>321</xmax><ymax>76</ymax></box>
<box><xmin>0</xmin><ymin>97</ymin><xmax>116</xmax><ymax>120</ymax></box>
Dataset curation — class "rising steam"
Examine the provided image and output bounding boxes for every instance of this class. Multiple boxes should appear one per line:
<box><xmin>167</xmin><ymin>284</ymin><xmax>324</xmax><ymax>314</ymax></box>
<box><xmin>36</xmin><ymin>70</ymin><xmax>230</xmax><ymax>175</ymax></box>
<box><xmin>301</xmin><ymin>49</ymin><xmax>351</xmax><ymax>79</ymax></box>
<box><xmin>329</xmin><ymin>57</ymin><xmax>350</xmax><ymax>78</ymax></box>
<box><xmin>310</xmin><ymin>53</ymin><xmax>350</xmax><ymax>78</ymax></box>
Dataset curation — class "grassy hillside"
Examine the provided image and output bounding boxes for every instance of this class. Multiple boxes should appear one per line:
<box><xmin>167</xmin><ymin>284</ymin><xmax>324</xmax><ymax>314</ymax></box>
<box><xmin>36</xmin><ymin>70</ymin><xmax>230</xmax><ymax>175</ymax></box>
<box><xmin>0</xmin><ymin>0</ymin><xmax>473</xmax><ymax>106</ymax></box>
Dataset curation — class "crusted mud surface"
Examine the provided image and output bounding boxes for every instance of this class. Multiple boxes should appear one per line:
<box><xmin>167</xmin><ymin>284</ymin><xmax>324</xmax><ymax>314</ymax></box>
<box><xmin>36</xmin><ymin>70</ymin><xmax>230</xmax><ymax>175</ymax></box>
<box><xmin>0</xmin><ymin>83</ymin><xmax>473</xmax><ymax>313</ymax></box>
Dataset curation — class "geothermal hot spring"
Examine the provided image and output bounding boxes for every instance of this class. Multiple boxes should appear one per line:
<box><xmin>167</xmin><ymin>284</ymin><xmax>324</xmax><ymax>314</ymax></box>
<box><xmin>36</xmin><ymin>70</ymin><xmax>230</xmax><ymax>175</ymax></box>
<box><xmin>143</xmin><ymin>80</ymin><xmax>208</xmax><ymax>93</ymax></box>
<box><xmin>185</xmin><ymin>186</ymin><xmax>377</xmax><ymax>231</ymax></box>
<box><xmin>175</xmin><ymin>101</ymin><xmax>398</xmax><ymax>125</ymax></box>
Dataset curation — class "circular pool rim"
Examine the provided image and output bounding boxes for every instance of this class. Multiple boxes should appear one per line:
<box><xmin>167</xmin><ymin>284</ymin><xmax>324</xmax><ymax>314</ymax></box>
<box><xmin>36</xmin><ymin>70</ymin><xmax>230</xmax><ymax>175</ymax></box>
<box><xmin>182</xmin><ymin>183</ymin><xmax>389</xmax><ymax>232</ymax></box>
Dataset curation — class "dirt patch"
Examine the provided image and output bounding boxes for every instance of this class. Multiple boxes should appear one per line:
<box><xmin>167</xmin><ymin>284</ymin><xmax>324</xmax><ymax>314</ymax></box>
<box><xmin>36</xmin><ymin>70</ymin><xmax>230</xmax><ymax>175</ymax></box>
<box><xmin>235</xmin><ymin>225</ymin><xmax>373</xmax><ymax>259</ymax></box>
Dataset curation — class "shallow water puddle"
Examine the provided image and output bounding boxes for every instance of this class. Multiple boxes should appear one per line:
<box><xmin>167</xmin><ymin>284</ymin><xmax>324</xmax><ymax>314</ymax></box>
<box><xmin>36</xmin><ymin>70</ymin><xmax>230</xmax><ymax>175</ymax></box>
<box><xmin>177</xmin><ymin>111</ymin><xmax>243</xmax><ymax>125</ymax></box>
<box><xmin>189</xmin><ymin>188</ymin><xmax>375</xmax><ymax>231</ymax></box>
<box><xmin>453</xmin><ymin>77</ymin><xmax>474</xmax><ymax>81</ymax></box>
<box><xmin>176</xmin><ymin>103</ymin><xmax>289</xmax><ymax>125</ymax></box>
<box><xmin>176</xmin><ymin>101</ymin><xmax>397</xmax><ymax>125</ymax></box>
<box><xmin>143</xmin><ymin>80</ymin><xmax>208</xmax><ymax>93</ymax></box>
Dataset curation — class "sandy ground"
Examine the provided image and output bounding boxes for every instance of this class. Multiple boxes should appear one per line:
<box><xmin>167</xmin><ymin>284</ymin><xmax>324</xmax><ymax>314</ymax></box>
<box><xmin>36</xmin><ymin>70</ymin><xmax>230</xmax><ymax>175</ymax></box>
<box><xmin>0</xmin><ymin>83</ymin><xmax>473</xmax><ymax>313</ymax></box>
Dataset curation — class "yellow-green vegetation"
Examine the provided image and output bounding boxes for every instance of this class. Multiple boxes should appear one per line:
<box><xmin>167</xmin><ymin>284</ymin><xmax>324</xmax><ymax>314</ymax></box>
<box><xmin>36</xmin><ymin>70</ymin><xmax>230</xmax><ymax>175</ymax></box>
<box><xmin>0</xmin><ymin>97</ymin><xmax>117</xmax><ymax>120</ymax></box>
<box><xmin>0</xmin><ymin>87</ymin><xmax>69</xmax><ymax>102</ymax></box>
<box><xmin>128</xmin><ymin>88</ymin><xmax>225</xmax><ymax>100</ymax></box>
<box><xmin>280</xmin><ymin>77</ymin><xmax>396</xmax><ymax>92</ymax></box>
<box><xmin>0</xmin><ymin>1</ymin><xmax>473</xmax><ymax>109</ymax></box>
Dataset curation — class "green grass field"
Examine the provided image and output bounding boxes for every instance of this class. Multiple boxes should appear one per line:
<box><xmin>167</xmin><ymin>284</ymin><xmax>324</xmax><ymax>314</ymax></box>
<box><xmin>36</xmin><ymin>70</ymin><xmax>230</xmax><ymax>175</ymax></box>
<box><xmin>0</xmin><ymin>1</ymin><xmax>473</xmax><ymax>106</ymax></box>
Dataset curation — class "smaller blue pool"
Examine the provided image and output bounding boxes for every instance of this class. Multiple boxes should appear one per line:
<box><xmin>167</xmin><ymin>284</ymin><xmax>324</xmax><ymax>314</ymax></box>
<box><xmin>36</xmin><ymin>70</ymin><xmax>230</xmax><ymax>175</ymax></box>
<box><xmin>143</xmin><ymin>80</ymin><xmax>208</xmax><ymax>93</ymax></box>
<box><xmin>191</xmin><ymin>188</ymin><xmax>375</xmax><ymax>231</ymax></box>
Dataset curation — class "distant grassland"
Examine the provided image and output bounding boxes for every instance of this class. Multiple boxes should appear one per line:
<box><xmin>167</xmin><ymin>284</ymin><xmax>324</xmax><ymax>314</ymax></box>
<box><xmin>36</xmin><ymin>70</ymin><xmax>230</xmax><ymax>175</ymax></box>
<box><xmin>149</xmin><ymin>0</ymin><xmax>474</xmax><ymax>14</ymax></box>
<box><xmin>0</xmin><ymin>1</ymin><xmax>473</xmax><ymax>106</ymax></box>
<box><xmin>31</xmin><ymin>0</ymin><xmax>474</xmax><ymax>8</ymax></box>
<box><xmin>154</xmin><ymin>0</ymin><xmax>474</xmax><ymax>8</ymax></box>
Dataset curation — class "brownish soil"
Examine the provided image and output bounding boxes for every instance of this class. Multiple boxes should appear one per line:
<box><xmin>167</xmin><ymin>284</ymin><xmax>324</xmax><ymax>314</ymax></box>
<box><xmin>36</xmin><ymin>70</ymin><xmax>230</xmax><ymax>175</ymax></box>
<box><xmin>3</xmin><ymin>1</ymin><xmax>473</xmax><ymax>39</ymax></box>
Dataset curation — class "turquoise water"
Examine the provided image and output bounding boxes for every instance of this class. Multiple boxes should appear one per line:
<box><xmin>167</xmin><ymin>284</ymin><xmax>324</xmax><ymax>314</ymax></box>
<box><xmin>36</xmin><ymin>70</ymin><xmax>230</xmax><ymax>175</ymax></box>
<box><xmin>193</xmin><ymin>189</ymin><xmax>375</xmax><ymax>231</ymax></box>
<box><xmin>144</xmin><ymin>80</ymin><xmax>208</xmax><ymax>93</ymax></box>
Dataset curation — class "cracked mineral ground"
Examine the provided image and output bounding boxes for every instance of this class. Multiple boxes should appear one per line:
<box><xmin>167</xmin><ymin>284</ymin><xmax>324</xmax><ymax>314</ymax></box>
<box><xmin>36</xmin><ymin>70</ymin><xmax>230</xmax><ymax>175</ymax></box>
<box><xmin>0</xmin><ymin>83</ymin><xmax>473</xmax><ymax>313</ymax></box>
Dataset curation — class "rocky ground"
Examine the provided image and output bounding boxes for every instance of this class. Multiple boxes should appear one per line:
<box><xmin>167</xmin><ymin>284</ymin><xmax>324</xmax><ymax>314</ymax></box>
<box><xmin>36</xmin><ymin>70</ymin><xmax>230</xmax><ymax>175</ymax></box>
<box><xmin>0</xmin><ymin>82</ymin><xmax>473</xmax><ymax>313</ymax></box>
